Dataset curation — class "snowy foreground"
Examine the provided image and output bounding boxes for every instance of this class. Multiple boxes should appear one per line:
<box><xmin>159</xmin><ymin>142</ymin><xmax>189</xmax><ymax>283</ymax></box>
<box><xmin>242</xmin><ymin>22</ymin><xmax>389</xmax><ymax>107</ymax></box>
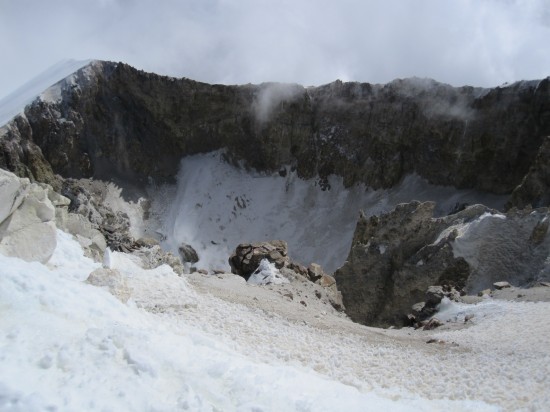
<box><xmin>1</xmin><ymin>230</ymin><xmax>549</xmax><ymax>411</ymax></box>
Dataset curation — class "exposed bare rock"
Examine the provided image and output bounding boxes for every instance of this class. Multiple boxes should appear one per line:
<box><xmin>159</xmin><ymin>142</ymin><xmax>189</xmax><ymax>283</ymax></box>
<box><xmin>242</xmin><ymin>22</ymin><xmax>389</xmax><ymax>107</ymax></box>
<box><xmin>0</xmin><ymin>169</ymin><xmax>62</xmax><ymax>263</ymax></box>
<box><xmin>135</xmin><ymin>237</ymin><xmax>159</xmax><ymax>248</ymax></box>
<box><xmin>307</xmin><ymin>263</ymin><xmax>325</xmax><ymax>281</ymax></box>
<box><xmin>229</xmin><ymin>240</ymin><xmax>289</xmax><ymax>278</ymax></box>
<box><xmin>61</xmin><ymin>178</ymin><xmax>139</xmax><ymax>253</ymax></box>
<box><xmin>335</xmin><ymin>201</ymin><xmax>472</xmax><ymax>326</ymax></box>
<box><xmin>1</xmin><ymin>62</ymin><xmax>549</xmax><ymax>208</ymax></box>
<box><xmin>178</xmin><ymin>243</ymin><xmax>199</xmax><ymax>264</ymax></box>
<box><xmin>508</xmin><ymin>136</ymin><xmax>550</xmax><ymax>209</ymax></box>
<box><xmin>335</xmin><ymin>201</ymin><xmax>550</xmax><ymax>327</ymax></box>
<box><xmin>130</xmin><ymin>245</ymin><xmax>184</xmax><ymax>276</ymax></box>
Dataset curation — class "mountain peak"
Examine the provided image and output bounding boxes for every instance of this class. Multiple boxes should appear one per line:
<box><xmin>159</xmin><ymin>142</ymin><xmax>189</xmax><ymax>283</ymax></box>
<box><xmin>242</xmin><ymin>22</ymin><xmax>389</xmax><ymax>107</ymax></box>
<box><xmin>0</xmin><ymin>59</ymin><xmax>95</xmax><ymax>126</ymax></box>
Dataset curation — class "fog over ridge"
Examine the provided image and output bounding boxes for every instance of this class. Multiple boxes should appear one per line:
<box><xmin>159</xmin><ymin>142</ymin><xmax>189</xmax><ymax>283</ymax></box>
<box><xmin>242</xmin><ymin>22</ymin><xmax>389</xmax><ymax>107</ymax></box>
<box><xmin>1</xmin><ymin>0</ymin><xmax>549</xmax><ymax>99</ymax></box>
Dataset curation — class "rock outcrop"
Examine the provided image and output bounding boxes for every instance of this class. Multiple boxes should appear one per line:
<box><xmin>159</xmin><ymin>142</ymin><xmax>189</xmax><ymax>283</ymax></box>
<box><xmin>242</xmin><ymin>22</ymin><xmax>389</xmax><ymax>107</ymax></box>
<box><xmin>508</xmin><ymin>136</ymin><xmax>550</xmax><ymax>209</ymax></box>
<box><xmin>335</xmin><ymin>201</ymin><xmax>550</xmax><ymax>327</ymax></box>
<box><xmin>178</xmin><ymin>243</ymin><xmax>199</xmax><ymax>264</ymax></box>
<box><xmin>0</xmin><ymin>169</ymin><xmax>63</xmax><ymax>262</ymax></box>
<box><xmin>1</xmin><ymin>61</ymin><xmax>549</xmax><ymax>208</ymax></box>
<box><xmin>229</xmin><ymin>240</ymin><xmax>290</xmax><ymax>278</ymax></box>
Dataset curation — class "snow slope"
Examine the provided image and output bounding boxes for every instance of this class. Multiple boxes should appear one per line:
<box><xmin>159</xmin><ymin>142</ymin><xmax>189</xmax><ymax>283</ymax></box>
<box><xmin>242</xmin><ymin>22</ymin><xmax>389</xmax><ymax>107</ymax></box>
<box><xmin>0</xmin><ymin>59</ymin><xmax>92</xmax><ymax>127</ymax></box>
<box><xmin>0</xmin><ymin>230</ymin><xmax>506</xmax><ymax>411</ymax></box>
<box><xmin>154</xmin><ymin>151</ymin><xmax>506</xmax><ymax>272</ymax></box>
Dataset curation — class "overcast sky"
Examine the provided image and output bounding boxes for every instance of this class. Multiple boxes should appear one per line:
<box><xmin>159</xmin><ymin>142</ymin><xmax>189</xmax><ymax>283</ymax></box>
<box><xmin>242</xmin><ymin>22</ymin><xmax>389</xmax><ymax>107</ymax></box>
<box><xmin>0</xmin><ymin>0</ymin><xmax>549</xmax><ymax>99</ymax></box>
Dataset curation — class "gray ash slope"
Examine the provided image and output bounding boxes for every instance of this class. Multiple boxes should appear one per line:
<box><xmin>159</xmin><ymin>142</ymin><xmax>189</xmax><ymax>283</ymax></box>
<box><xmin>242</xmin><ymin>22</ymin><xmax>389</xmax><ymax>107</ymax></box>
<box><xmin>1</xmin><ymin>60</ymin><xmax>549</xmax><ymax>327</ymax></box>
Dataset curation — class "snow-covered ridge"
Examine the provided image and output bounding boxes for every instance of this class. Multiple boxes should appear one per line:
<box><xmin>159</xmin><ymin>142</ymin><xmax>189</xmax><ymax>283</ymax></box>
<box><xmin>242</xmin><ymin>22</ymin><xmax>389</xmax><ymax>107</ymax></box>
<box><xmin>0</xmin><ymin>59</ymin><xmax>93</xmax><ymax>127</ymax></box>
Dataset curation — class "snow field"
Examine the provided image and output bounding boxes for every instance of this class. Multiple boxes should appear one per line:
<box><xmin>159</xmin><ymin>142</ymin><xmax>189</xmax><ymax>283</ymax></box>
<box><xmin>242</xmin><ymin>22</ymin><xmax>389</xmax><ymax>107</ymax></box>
<box><xmin>154</xmin><ymin>151</ymin><xmax>506</xmax><ymax>273</ymax></box>
<box><xmin>0</xmin><ymin>230</ymin><xmax>499</xmax><ymax>411</ymax></box>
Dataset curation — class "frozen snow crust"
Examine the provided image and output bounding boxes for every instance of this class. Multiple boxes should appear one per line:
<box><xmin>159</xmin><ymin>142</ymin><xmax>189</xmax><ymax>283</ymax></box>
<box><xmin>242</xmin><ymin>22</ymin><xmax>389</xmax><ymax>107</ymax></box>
<box><xmin>154</xmin><ymin>151</ymin><xmax>506</xmax><ymax>272</ymax></box>
<box><xmin>2</xmin><ymin>230</ymin><xmax>549</xmax><ymax>410</ymax></box>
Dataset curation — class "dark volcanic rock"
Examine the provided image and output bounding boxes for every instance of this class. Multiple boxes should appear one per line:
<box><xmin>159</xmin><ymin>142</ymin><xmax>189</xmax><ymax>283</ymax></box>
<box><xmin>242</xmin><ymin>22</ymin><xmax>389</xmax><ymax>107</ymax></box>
<box><xmin>335</xmin><ymin>201</ymin><xmax>550</xmax><ymax>327</ymax></box>
<box><xmin>229</xmin><ymin>240</ymin><xmax>289</xmax><ymax>278</ymax></box>
<box><xmin>1</xmin><ymin>61</ymin><xmax>549</xmax><ymax>206</ymax></box>
<box><xmin>178</xmin><ymin>243</ymin><xmax>199</xmax><ymax>264</ymax></box>
<box><xmin>508</xmin><ymin>136</ymin><xmax>550</xmax><ymax>209</ymax></box>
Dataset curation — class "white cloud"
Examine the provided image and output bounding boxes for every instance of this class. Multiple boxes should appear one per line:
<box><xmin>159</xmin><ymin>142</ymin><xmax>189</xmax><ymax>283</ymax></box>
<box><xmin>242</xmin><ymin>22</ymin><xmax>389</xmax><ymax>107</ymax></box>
<box><xmin>0</xmin><ymin>0</ymin><xmax>549</xmax><ymax>99</ymax></box>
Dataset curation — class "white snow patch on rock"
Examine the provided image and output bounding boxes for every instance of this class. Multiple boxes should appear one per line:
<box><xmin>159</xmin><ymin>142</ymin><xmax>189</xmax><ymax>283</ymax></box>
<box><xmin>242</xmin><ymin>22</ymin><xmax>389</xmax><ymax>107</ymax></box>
<box><xmin>247</xmin><ymin>258</ymin><xmax>289</xmax><ymax>285</ymax></box>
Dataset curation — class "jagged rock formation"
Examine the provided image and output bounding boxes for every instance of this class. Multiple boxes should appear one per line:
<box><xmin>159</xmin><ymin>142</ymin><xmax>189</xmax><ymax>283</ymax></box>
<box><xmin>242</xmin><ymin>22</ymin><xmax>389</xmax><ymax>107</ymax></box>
<box><xmin>0</xmin><ymin>61</ymin><xmax>549</xmax><ymax>208</ymax></box>
<box><xmin>335</xmin><ymin>201</ymin><xmax>550</xmax><ymax>327</ymax></box>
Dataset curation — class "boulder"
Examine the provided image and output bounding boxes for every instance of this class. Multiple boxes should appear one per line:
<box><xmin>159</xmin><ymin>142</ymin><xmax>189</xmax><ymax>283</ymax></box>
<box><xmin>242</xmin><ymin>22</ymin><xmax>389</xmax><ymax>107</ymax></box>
<box><xmin>307</xmin><ymin>263</ymin><xmax>325</xmax><ymax>281</ymax></box>
<box><xmin>425</xmin><ymin>286</ymin><xmax>446</xmax><ymax>306</ymax></box>
<box><xmin>409</xmin><ymin>285</ymin><xmax>462</xmax><ymax>325</ymax></box>
<box><xmin>130</xmin><ymin>245</ymin><xmax>184</xmax><ymax>276</ymax></box>
<box><xmin>0</xmin><ymin>169</ymin><xmax>59</xmax><ymax>263</ymax></box>
<box><xmin>178</xmin><ymin>243</ymin><xmax>199</xmax><ymax>263</ymax></box>
<box><xmin>56</xmin><ymin>209</ymin><xmax>107</xmax><ymax>261</ymax></box>
<box><xmin>61</xmin><ymin>178</ymin><xmax>136</xmax><ymax>253</ymax></box>
<box><xmin>229</xmin><ymin>240</ymin><xmax>289</xmax><ymax>278</ymax></box>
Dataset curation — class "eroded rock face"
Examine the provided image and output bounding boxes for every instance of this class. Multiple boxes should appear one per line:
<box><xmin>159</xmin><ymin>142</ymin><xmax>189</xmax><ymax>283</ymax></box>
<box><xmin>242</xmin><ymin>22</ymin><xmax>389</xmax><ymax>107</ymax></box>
<box><xmin>1</xmin><ymin>62</ymin><xmax>549</xmax><ymax>206</ymax></box>
<box><xmin>508</xmin><ymin>136</ymin><xmax>550</xmax><ymax>209</ymax></box>
<box><xmin>335</xmin><ymin>201</ymin><xmax>550</xmax><ymax>327</ymax></box>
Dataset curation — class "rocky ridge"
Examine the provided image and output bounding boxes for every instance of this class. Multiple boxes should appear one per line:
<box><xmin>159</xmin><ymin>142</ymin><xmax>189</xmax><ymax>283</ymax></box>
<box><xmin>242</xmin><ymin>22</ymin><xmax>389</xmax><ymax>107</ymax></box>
<box><xmin>0</xmin><ymin>61</ymin><xmax>549</xmax><ymax>209</ymax></box>
<box><xmin>1</xmin><ymin>61</ymin><xmax>549</xmax><ymax>329</ymax></box>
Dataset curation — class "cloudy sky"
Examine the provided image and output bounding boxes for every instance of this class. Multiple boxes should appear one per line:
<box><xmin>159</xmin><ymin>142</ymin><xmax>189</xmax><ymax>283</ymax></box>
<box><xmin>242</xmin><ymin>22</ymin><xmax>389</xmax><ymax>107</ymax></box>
<box><xmin>0</xmin><ymin>0</ymin><xmax>549</xmax><ymax>99</ymax></box>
